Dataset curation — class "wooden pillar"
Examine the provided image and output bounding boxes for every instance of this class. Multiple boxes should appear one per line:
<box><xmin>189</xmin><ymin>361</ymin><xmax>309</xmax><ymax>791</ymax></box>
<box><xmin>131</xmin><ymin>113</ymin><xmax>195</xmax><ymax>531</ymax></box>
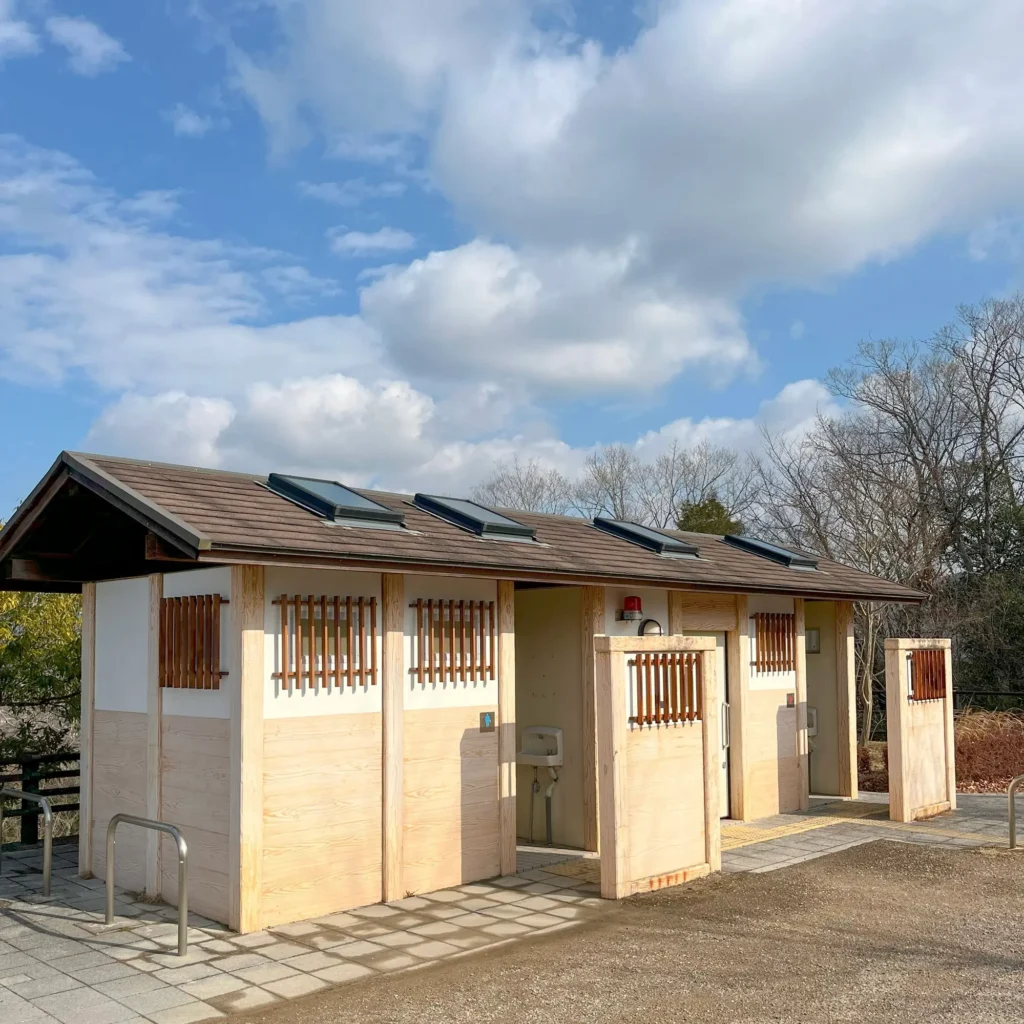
<box><xmin>835</xmin><ymin>601</ymin><xmax>858</xmax><ymax>799</ymax></box>
<box><xmin>596</xmin><ymin>640</ymin><xmax>628</xmax><ymax>899</ymax></box>
<box><xmin>700</xmin><ymin>645</ymin><xmax>721</xmax><ymax>872</ymax></box>
<box><xmin>580</xmin><ymin>586</ymin><xmax>604</xmax><ymax>853</ymax></box>
<box><xmin>794</xmin><ymin>598</ymin><xmax>809</xmax><ymax>810</ymax></box>
<box><xmin>943</xmin><ymin>642</ymin><xmax>957</xmax><ymax>812</ymax></box>
<box><xmin>497</xmin><ymin>580</ymin><xmax>517</xmax><ymax>876</ymax></box>
<box><xmin>229</xmin><ymin>565</ymin><xmax>265</xmax><ymax>933</ymax></box>
<box><xmin>381</xmin><ymin>573</ymin><xmax>405</xmax><ymax>902</ymax></box>
<box><xmin>78</xmin><ymin>582</ymin><xmax>96</xmax><ymax>878</ymax></box>
<box><xmin>145</xmin><ymin>574</ymin><xmax>164</xmax><ymax>896</ymax></box>
<box><xmin>885</xmin><ymin>639</ymin><xmax>911</xmax><ymax>823</ymax></box>
<box><xmin>728</xmin><ymin>595</ymin><xmax>750</xmax><ymax>821</ymax></box>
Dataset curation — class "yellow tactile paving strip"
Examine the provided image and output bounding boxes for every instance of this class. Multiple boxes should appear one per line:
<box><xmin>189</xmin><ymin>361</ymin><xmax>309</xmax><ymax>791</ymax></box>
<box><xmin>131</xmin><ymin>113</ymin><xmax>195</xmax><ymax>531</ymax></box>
<box><xmin>722</xmin><ymin>801</ymin><xmax>991</xmax><ymax>851</ymax></box>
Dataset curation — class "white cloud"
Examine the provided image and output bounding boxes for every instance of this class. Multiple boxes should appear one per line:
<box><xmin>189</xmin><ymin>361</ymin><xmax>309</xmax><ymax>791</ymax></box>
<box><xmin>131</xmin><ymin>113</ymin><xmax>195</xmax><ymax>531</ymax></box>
<box><xmin>86</xmin><ymin>392</ymin><xmax>236</xmax><ymax>467</ymax></box>
<box><xmin>0</xmin><ymin>0</ymin><xmax>37</xmax><ymax>61</ymax></box>
<box><xmin>220</xmin><ymin>0</ymin><xmax>1024</xmax><ymax>429</ymax></box>
<box><xmin>45</xmin><ymin>15</ymin><xmax>129</xmax><ymax>76</ymax></box>
<box><xmin>0</xmin><ymin>136</ymin><xmax>379</xmax><ymax>392</ymax></box>
<box><xmin>300</xmin><ymin>179</ymin><xmax>405</xmax><ymax>206</ymax></box>
<box><xmin>328</xmin><ymin>225</ymin><xmax>416</xmax><ymax>255</ymax></box>
<box><xmin>166</xmin><ymin>104</ymin><xmax>216</xmax><ymax>138</ymax></box>
<box><xmin>360</xmin><ymin>238</ymin><xmax>755</xmax><ymax>392</ymax></box>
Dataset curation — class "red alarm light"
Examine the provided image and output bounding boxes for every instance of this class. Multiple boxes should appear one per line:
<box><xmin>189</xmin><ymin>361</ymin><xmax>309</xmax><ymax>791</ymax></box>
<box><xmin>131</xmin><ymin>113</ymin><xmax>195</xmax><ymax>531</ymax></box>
<box><xmin>624</xmin><ymin>596</ymin><xmax>642</xmax><ymax>613</ymax></box>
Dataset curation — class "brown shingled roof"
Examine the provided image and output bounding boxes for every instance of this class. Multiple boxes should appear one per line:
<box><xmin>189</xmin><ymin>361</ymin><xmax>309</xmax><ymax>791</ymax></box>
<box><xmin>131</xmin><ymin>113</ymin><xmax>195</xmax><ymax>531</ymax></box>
<box><xmin>7</xmin><ymin>451</ymin><xmax>919</xmax><ymax>603</ymax></box>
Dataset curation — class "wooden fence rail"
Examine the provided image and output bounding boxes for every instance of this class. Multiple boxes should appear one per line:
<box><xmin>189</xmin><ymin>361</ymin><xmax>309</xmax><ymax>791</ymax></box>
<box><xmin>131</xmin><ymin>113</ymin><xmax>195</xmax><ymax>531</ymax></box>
<box><xmin>0</xmin><ymin>752</ymin><xmax>80</xmax><ymax>846</ymax></box>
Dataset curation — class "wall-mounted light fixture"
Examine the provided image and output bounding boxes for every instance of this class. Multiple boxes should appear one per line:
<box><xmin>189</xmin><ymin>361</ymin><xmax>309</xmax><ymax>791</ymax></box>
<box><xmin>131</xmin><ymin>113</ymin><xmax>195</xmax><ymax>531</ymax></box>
<box><xmin>618</xmin><ymin>595</ymin><xmax>643</xmax><ymax>622</ymax></box>
<box><xmin>638</xmin><ymin>618</ymin><xmax>664</xmax><ymax>637</ymax></box>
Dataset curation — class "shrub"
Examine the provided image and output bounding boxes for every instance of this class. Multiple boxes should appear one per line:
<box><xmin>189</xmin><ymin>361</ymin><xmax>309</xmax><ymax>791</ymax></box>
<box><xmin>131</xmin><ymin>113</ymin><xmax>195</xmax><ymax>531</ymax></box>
<box><xmin>954</xmin><ymin>709</ymin><xmax>1024</xmax><ymax>792</ymax></box>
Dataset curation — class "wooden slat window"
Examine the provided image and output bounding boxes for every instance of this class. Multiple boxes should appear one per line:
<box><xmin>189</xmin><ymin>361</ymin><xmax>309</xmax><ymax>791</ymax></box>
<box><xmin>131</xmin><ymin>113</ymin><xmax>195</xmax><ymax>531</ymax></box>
<box><xmin>411</xmin><ymin>600</ymin><xmax>495</xmax><ymax>683</ymax></box>
<box><xmin>751</xmin><ymin>613</ymin><xmax>797</xmax><ymax>673</ymax></box>
<box><xmin>272</xmin><ymin>595</ymin><xmax>378</xmax><ymax>692</ymax></box>
<box><xmin>160</xmin><ymin>595</ymin><xmax>227</xmax><ymax>689</ymax></box>
<box><xmin>909</xmin><ymin>649</ymin><xmax>946</xmax><ymax>702</ymax></box>
<box><xmin>627</xmin><ymin>652</ymin><xmax>702</xmax><ymax>726</ymax></box>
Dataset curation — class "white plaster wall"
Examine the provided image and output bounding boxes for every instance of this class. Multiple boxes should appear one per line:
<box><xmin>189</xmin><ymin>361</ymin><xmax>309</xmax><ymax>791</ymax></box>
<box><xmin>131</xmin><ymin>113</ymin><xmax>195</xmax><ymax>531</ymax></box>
<box><xmin>404</xmin><ymin>575</ymin><xmax>498</xmax><ymax>711</ymax></box>
<box><xmin>95</xmin><ymin>577</ymin><xmax>149</xmax><ymax>713</ymax></box>
<box><xmin>264</xmin><ymin>567</ymin><xmax>383</xmax><ymax>719</ymax></box>
<box><xmin>603</xmin><ymin>586</ymin><xmax>669</xmax><ymax>639</ymax></box>
<box><xmin>162</xmin><ymin>567</ymin><xmax>232</xmax><ymax>719</ymax></box>
<box><xmin>747</xmin><ymin>593</ymin><xmax>797</xmax><ymax>691</ymax></box>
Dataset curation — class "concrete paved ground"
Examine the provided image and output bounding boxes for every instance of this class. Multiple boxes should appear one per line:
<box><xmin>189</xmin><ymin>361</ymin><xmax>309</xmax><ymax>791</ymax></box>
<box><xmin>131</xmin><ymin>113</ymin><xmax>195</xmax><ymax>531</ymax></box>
<box><xmin>245</xmin><ymin>839</ymin><xmax>1024</xmax><ymax>1024</ymax></box>
<box><xmin>0</xmin><ymin>795</ymin><xmax>1013</xmax><ymax>1023</ymax></box>
<box><xmin>0</xmin><ymin>846</ymin><xmax>603</xmax><ymax>1024</ymax></box>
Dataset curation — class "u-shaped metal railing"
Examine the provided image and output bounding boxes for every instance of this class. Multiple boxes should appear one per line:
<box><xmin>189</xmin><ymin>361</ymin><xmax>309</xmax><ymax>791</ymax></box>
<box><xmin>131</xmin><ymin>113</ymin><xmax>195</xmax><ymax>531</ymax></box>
<box><xmin>0</xmin><ymin>789</ymin><xmax>53</xmax><ymax>897</ymax></box>
<box><xmin>105</xmin><ymin>814</ymin><xmax>189</xmax><ymax>956</ymax></box>
<box><xmin>1010</xmin><ymin>775</ymin><xmax>1024</xmax><ymax>851</ymax></box>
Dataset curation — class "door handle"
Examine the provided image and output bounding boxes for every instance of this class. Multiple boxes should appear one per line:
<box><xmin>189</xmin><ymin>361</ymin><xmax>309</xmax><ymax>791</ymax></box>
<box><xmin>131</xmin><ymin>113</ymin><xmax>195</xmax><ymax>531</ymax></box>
<box><xmin>721</xmin><ymin>701</ymin><xmax>731</xmax><ymax>749</ymax></box>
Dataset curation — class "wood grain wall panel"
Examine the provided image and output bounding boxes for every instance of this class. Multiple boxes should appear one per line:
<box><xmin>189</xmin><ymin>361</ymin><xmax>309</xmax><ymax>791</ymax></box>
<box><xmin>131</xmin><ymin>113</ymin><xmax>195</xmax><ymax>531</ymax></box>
<box><xmin>668</xmin><ymin>592</ymin><xmax>738</xmax><ymax>634</ymax></box>
<box><xmin>403</xmin><ymin>706</ymin><xmax>499</xmax><ymax>895</ymax></box>
<box><xmin>91</xmin><ymin>710</ymin><xmax>147</xmax><ymax>890</ymax></box>
<box><xmin>261</xmin><ymin>714</ymin><xmax>382</xmax><ymax>928</ymax></box>
<box><xmin>625</xmin><ymin>725</ymin><xmax>706</xmax><ymax>883</ymax></box>
<box><xmin>159</xmin><ymin>715</ymin><xmax>230</xmax><ymax>922</ymax></box>
<box><xmin>741</xmin><ymin>688</ymin><xmax>800</xmax><ymax>817</ymax></box>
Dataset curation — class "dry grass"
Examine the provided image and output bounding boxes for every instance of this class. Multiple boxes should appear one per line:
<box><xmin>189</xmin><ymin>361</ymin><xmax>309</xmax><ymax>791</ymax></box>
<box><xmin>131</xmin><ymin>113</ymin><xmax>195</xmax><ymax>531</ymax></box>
<box><xmin>954</xmin><ymin>708</ymin><xmax>1024</xmax><ymax>793</ymax></box>
<box><xmin>857</xmin><ymin>710</ymin><xmax>1024</xmax><ymax>795</ymax></box>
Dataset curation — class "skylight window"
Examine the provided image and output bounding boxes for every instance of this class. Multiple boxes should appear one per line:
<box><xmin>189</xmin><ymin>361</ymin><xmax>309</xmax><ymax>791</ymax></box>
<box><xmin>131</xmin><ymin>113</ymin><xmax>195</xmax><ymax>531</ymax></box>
<box><xmin>413</xmin><ymin>494</ymin><xmax>536</xmax><ymax>541</ymax></box>
<box><xmin>267</xmin><ymin>474</ymin><xmax>405</xmax><ymax>528</ymax></box>
<box><xmin>723</xmin><ymin>534</ymin><xmax>819</xmax><ymax>570</ymax></box>
<box><xmin>593</xmin><ymin>519</ymin><xmax>700</xmax><ymax>558</ymax></box>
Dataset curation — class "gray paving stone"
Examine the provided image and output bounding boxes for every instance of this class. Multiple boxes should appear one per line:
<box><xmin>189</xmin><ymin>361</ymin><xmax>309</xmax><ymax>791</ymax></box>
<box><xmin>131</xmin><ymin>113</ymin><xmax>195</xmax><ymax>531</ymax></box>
<box><xmin>261</xmin><ymin>974</ymin><xmax>330</xmax><ymax>999</ymax></box>
<box><xmin>32</xmin><ymin>986</ymin><xmax>138</xmax><ymax>1024</ymax></box>
<box><xmin>204</xmin><ymin>986</ymin><xmax>279</xmax><ymax>1014</ymax></box>
<box><xmin>313</xmin><ymin>962</ymin><xmax>375</xmax><ymax>985</ymax></box>
<box><xmin>145</xmin><ymin>1002</ymin><xmax>224</xmax><ymax>1024</ymax></box>
<box><xmin>116</xmin><ymin>984</ymin><xmax>195</xmax><ymax>1015</ymax></box>
<box><xmin>94</xmin><ymin>974</ymin><xmax>167</xmax><ymax>1000</ymax></box>
<box><xmin>151</xmin><ymin>962</ymin><xmax>222</xmax><ymax>986</ymax></box>
<box><xmin>231</xmin><ymin>962</ymin><xmax>299</xmax><ymax>985</ymax></box>
<box><xmin>178</xmin><ymin>974</ymin><xmax>248</xmax><ymax>1001</ymax></box>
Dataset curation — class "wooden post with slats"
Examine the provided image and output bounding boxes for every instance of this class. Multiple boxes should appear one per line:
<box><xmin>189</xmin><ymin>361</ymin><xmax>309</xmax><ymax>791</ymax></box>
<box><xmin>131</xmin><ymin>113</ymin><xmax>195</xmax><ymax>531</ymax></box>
<box><xmin>497</xmin><ymin>581</ymin><xmax>516</xmax><ymax>877</ymax></box>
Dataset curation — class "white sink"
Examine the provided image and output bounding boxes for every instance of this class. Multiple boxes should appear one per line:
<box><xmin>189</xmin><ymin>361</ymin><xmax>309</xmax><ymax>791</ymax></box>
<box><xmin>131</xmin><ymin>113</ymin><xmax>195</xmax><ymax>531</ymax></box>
<box><xmin>516</xmin><ymin>752</ymin><xmax>562</xmax><ymax>767</ymax></box>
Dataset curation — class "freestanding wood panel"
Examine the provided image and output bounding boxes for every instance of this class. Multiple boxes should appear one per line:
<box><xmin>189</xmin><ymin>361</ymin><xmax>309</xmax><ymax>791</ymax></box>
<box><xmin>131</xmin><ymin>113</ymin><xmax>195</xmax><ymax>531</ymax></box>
<box><xmin>885</xmin><ymin>638</ymin><xmax>955</xmax><ymax>822</ymax></box>
<box><xmin>381</xmin><ymin>573</ymin><xmax>405</xmax><ymax>902</ymax></box>
<box><xmin>597</xmin><ymin>635</ymin><xmax>719</xmax><ymax>899</ymax></box>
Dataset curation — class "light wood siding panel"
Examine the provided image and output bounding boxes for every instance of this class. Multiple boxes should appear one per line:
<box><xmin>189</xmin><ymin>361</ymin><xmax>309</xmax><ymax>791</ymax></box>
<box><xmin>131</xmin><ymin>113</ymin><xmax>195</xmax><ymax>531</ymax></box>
<box><xmin>668</xmin><ymin>591</ymin><xmax>738</xmax><ymax>633</ymax></box>
<box><xmin>261</xmin><ymin>715</ymin><xmax>383</xmax><ymax>928</ymax></box>
<box><xmin>91</xmin><ymin>710</ymin><xmax>147</xmax><ymax>890</ymax></box>
<box><xmin>159</xmin><ymin>716</ymin><xmax>229</xmax><ymax>923</ymax></box>
<box><xmin>742</xmin><ymin>688</ymin><xmax>800</xmax><ymax>818</ymax></box>
<box><xmin>625</xmin><ymin>725</ymin><xmax>707</xmax><ymax>883</ymax></box>
<box><xmin>381</xmin><ymin>573</ymin><xmax>405</xmax><ymax>903</ymax></box>
<box><xmin>403</xmin><ymin>706</ymin><xmax>499</xmax><ymax>895</ymax></box>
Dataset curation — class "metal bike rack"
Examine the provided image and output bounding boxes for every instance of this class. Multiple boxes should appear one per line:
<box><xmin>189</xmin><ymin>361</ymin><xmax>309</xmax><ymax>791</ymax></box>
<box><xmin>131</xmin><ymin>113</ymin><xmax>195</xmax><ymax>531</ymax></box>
<box><xmin>0</xmin><ymin>789</ymin><xmax>53</xmax><ymax>897</ymax></box>
<box><xmin>105</xmin><ymin>814</ymin><xmax>189</xmax><ymax>957</ymax></box>
<box><xmin>1010</xmin><ymin>774</ymin><xmax>1024</xmax><ymax>850</ymax></box>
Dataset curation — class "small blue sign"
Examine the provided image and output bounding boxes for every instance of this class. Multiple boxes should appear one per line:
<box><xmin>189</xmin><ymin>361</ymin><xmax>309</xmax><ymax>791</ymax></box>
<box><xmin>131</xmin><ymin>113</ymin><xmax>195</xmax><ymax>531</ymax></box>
<box><xmin>480</xmin><ymin>711</ymin><xmax>495</xmax><ymax>732</ymax></box>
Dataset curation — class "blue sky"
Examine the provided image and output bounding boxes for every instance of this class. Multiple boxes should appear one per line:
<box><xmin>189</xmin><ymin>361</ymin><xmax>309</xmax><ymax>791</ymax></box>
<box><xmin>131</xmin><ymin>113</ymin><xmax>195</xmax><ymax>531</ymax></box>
<box><xmin>1</xmin><ymin>0</ymin><xmax>1023</xmax><ymax>519</ymax></box>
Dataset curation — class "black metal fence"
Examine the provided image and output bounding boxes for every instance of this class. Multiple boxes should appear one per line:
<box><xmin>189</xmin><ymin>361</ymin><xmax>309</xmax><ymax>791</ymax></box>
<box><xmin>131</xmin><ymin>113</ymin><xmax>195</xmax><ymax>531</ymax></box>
<box><xmin>0</xmin><ymin>752</ymin><xmax>80</xmax><ymax>846</ymax></box>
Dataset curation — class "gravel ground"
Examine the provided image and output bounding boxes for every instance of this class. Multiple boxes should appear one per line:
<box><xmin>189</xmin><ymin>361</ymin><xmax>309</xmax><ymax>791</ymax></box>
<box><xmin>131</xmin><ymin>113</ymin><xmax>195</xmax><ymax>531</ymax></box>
<box><xmin>240</xmin><ymin>841</ymin><xmax>1024</xmax><ymax>1024</ymax></box>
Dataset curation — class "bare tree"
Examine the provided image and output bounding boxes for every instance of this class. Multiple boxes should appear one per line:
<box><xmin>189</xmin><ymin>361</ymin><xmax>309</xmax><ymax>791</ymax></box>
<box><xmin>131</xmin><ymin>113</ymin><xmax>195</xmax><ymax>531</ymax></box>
<box><xmin>635</xmin><ymin>440</ymin><xmax>759</xmax><ymax>529</ymax></box>
<box><xmin>471</xmin><ymin>456</ymin><xmax>573</xmax><ymax>514</ymax></box>
<box><xmin>571</xmin><ymin>445</ymin><xmax>645</xmax><ymax>521</ymax></box>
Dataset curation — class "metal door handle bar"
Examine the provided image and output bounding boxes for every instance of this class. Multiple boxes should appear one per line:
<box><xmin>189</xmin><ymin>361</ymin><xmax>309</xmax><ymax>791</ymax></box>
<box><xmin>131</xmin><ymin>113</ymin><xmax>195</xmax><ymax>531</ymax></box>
<box><xmin>105</xmin><ymin>814</ymin><xmax>189</xmax><ymax>956</ymax></box>
<box><xmin>0</xmin><ymin>789</ymin><xmax>53</xmax><ymax>897</ymax></box>
<box><xmin>1010</xmin><ymin>775</ymin><xmax>1024</xmax><ymax>850</ymax></box>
